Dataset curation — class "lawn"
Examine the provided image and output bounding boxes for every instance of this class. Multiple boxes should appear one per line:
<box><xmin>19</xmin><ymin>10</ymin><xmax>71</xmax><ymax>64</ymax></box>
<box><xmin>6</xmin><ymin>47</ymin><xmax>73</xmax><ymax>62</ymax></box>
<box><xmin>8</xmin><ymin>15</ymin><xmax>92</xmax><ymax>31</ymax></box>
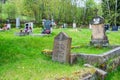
<box><xmin>0</xmin><ymin>28</ymin><xmax>120</xmax><ymax>80</ymax></box>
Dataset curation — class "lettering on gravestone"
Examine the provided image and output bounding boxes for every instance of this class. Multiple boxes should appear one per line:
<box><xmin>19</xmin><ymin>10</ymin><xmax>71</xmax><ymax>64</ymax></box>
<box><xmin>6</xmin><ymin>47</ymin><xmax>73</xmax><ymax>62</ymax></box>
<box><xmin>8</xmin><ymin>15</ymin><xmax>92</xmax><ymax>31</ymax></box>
<box><xmin>52</xmin><ymin>32</ymin><xmax>72</xmax><ymax>63</ymax></box>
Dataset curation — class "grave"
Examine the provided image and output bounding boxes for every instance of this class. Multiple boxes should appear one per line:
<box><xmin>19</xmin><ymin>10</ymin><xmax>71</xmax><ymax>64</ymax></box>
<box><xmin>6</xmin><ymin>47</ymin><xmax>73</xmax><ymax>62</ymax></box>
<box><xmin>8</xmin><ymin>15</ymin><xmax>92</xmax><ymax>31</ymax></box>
<box><xmin>112</xmin><ymin>26</ymin><xmax>118</xmax><ymax>31</ymax></box>
<box><xmin>52</xmin><ymin>32</ymin><xmax>72</xmax><ymax>63</ymax></box>
<box><xmin>16</xmin><ymin>17</ymin><xmax>20</xmax><ymax>28</ymax></box>
<box><xmin>24</xmin><ymin>22</ymin><xmax>33</xmax><ymax>33</ymax></box>
<box><xmin>90</xmin><ymin>9</ymin><xmax>109</xmax><ymax>47</ymax></box>
<box><xmin>104</xmin><ymin>24</ymin><xmax>110</xmax><ymax>31</ymax></box>
<box><xmin>42</xmin><ymin>19</ymin><xmax>52</xmax><ymax>34</ymax></box>
<box><xmin>62</xmin><ymin>23</ymin><xmax>67</xmax><ymax>28</ymax></box>
<box><xmin>15</xmin><ymin>22</ymin><xmax>33</xmax><ymax>36</ymax></box>
<box><xmin>73</xmin><ymin>22</ymin><xmax>76</xmax><ymax>29</ymax></box>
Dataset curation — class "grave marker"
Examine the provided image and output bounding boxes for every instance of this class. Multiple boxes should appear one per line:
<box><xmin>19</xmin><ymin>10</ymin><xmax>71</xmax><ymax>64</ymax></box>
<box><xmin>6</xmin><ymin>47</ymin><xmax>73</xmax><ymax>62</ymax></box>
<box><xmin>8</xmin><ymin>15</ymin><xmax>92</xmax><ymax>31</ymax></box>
<box><xmin>52</xmin><ymin>32</ymin><xmax>72</xmax><ymax>63</ymax></box>
<box><xmin>90</xmin><ymin>9</ymin><xmax>109</xmax><ymax>47</ymax></box>
<box><xmin>16</xmin><ymin>17</ymin><xmax>20</xmax><ymax>28</ymax></box>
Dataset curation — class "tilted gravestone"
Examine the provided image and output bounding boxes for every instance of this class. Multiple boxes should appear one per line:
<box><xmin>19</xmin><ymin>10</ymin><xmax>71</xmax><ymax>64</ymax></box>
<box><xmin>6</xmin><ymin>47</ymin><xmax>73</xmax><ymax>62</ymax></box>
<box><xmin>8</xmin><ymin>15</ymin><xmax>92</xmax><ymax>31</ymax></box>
<box><xmin>52</xmin><ymin>32</ymin><xmax>72</xmax><ymax>63</ymax></box>
<box><xmin>90</xmin><ymin>9</ymin><xmax>109</xmax><ymax>47</ymax></box>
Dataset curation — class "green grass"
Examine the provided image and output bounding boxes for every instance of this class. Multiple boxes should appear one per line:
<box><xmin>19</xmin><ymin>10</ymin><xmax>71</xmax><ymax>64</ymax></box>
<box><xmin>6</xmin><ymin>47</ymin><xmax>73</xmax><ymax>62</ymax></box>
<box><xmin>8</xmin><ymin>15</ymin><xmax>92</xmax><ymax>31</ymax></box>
<box><xmin>0</xmin><ymin>28</ymin><xmax>120</xmax><ymax>80</ymax></box>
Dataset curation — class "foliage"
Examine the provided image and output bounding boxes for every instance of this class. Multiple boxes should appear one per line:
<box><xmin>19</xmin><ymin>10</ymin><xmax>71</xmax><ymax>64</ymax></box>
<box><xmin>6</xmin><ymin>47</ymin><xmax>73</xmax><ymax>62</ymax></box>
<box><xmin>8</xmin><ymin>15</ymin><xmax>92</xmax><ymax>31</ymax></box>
<box><xmin>102</xmin><ymin>0</ymin><xmax>120</xmax><ymax>26</ymax></box>
<box><xmin>0</xmin><ymin>0</ymin><xmax>100</xmax><ymax>25</ymax></box>
<box><xmin>2</xmin><ymin>0</ymin><xmax>16</xmax><ymax>19</ymax></box>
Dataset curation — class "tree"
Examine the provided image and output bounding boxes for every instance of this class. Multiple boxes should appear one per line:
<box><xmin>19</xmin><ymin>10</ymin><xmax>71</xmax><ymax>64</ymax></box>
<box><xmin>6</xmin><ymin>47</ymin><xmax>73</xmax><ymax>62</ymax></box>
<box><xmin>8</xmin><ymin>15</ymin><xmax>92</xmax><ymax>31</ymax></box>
<box><xmin>3</xmin><ymin>0</ymin><xmax>16</xmax><ymax>19</ymax></box>
<box><xmin>102</xmin><ymin>0</ymin><xmax>120</xmax><ymax>26</ymax></box>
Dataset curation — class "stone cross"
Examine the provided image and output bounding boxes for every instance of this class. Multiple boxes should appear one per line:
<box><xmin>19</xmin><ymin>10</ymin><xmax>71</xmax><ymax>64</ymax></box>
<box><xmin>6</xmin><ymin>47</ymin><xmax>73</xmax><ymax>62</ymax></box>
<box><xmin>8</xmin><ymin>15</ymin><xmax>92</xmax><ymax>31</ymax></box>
<box><xmin>52</xmin><ymin>32</ymin><xmax>72</xmax><ymax>63</ymax></box>
<box><xmin>94</xmin><ymin>8</ymin><xmax>98</xmax><ymax>17</ymax></box>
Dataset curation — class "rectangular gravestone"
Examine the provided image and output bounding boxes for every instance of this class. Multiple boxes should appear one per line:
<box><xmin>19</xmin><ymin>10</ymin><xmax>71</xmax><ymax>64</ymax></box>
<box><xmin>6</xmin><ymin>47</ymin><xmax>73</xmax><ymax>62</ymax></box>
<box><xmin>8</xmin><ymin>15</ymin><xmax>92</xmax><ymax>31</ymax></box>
<box><xmin>73</xmin><ymin>23</ymin><xmax>76</xmax><ymax>29</ymax></box>
<box><xmin>112</xmin><ymin>26</ymin><xmax>118</xmax><ymax>31</ymax></box>
<box><xmin>16</xmin><ymin>17</ymin><xmax>20</xmax><ymax>28</ymax></box>
<box><xmin>52</xmin><ymin>32</ymin><xmax>72</xmax><ymax>63</ymax></box>
<box><xmin>91</xmin><ymin>24</ymin><xmax>105</xmax><ymax>39</ymax></box>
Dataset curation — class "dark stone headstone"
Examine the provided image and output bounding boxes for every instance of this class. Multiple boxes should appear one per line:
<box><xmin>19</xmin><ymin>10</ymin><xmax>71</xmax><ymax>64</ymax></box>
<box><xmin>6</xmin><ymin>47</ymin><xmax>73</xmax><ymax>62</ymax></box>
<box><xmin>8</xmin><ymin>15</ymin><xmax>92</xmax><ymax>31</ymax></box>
<box><xmin>44</xmin><ymin>20</ymin><xmax>51</xmax><ymax>30</ymax></box>
<box><xmin>112</xmin><ymin>26</ymin><xmax>118</xmax><ymax>31</ymax></box>
<box><xmin>42</xmin><ymin>20</ymin><xmax>52</xmax><ymax>34</ymax></box>
<box><xmin>52</xmin><ymin>32</ymin><xmax>72</xmax><ymax>63</ymax></box>
<box><xmin>104</xmin><ymin>24</ymin><xmax>110</xmax><ymax>31</ymax></box>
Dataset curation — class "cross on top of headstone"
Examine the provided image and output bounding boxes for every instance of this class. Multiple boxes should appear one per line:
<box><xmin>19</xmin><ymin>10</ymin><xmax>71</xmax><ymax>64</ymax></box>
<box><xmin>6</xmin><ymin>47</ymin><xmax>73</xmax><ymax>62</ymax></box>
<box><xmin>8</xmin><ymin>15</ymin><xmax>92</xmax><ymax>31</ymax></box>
<box><xmin>94</xmin><ymin>8</ymin><xmax>98</xmax><ymax>17</ymax></box>
<box><xmin>90</xmin><ymin>9</ymin><xmax>104</xmax><ymax>25</ymax></box>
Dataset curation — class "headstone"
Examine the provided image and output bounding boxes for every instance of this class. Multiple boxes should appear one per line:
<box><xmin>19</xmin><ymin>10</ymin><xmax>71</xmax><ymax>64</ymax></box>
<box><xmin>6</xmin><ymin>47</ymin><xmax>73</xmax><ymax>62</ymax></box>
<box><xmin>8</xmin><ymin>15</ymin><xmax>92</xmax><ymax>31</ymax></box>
<box><xmin>104</xmin><ymin>24</ymin><xmax>110</xmax><ymax>31</ymax></box>
<box><xmin>89</xmin><ymin>24</ymin><xmax>92</xmax><ymax>29</ymax></box>
<box><xmin>112</xmin><ymin>26</ymin><xmax>118</xmax><ymax>31</ymax></box>
<box><xmin>16</xmin><ymin>17</ymin><xmax>20</xmax><ymax>28</ymax></box>
<box><xmin>73</xmin><ymin>22</ymin><xmax>76</xmax><ymax>29</ymax></box>
<box><xmin>62</xmin><ymin>23</ymin><xmax>67</xmax><ymax>28</ymax></box>
<box><xmin>118</xmin><ymin>26</ymin><xmax>120</xmax><ymax>30</ymax></box>
<box><xmin>90</xmin><ymin>9</ymin><xmax>109</xmax><ymax>47</ymax></box>
<box><xmin>42</xmin><ymin>19</ymin><xmax>52</xmax><ymax>34</ymax></box>
<box><xmin>52</xmin><ymin>32</ymin><xmax>72</xmax><ymax>63</ymax></box>
<box><xmin>42</xmin><ymin>19</ymin><xmax>46</xmax><ymax>26</ymax></box>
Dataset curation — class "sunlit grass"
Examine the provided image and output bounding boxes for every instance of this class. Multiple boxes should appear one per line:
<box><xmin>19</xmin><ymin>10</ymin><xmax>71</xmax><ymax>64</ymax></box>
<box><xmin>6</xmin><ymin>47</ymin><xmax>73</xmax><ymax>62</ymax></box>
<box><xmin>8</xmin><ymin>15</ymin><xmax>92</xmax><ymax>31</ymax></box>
<box><xmin>0</xmin><ymin>28</ymin><xmax>120</xmax><ymax>80</ymax></box>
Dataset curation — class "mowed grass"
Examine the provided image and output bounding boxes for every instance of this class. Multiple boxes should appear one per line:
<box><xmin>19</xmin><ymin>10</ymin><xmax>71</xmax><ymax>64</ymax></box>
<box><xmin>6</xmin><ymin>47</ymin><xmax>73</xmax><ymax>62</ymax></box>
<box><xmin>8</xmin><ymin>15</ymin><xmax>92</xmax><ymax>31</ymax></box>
<box><xmin>0</xmin><ymin>28</ymin><xmax>120</xmax><ymax>80</ymax></box>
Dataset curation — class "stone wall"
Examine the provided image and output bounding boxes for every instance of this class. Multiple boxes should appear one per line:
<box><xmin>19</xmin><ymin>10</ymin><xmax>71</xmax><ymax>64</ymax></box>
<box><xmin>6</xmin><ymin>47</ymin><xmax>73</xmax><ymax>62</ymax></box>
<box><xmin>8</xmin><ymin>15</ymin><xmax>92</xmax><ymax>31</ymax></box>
<box><xmin>72</xmin><ymin>47</ymin><xmax>120</xmax><ymax>65</ymax></box>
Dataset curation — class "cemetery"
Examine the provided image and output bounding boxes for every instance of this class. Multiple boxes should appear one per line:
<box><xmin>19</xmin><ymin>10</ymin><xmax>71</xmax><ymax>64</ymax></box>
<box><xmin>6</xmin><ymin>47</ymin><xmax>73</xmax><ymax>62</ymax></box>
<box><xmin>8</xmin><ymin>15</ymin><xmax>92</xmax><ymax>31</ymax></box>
<box><xmin>0</xmin><ymin>0</ymin><xmax>120</xmax><ymax>80</ymax></box>
<box><xmin>1</xmin><ymin>27</ymin><xmax>120</xmax><ymax>80</ymax></box>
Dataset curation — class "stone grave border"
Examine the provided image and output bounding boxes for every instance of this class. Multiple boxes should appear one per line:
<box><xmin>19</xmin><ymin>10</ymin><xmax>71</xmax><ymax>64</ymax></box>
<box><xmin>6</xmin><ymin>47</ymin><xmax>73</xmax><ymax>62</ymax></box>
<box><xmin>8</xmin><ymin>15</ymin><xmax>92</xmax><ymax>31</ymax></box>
<box><xmin>51</xmin><ymin>32</ymin><xmax>120</xmax><ymax>80</ymax></box>
<box><xmin>71</xmin><ymin>46</ymin><xmax>120</xmax><ymax>65</ymax></box>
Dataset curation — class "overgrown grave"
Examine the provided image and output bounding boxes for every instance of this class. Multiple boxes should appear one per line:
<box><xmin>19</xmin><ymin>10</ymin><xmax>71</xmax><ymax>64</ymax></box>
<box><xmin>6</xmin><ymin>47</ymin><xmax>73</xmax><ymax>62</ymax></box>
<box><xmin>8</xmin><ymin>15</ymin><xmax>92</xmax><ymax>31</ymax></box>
<box><xmin>42</xmin><ymin>31</ymin><xmax>120</xmax><ymax>80</ymax></box>
<box><xmin>42</xmin><ymin>9</ymin><xmax>120</xmax><ymax>80</ymax></box>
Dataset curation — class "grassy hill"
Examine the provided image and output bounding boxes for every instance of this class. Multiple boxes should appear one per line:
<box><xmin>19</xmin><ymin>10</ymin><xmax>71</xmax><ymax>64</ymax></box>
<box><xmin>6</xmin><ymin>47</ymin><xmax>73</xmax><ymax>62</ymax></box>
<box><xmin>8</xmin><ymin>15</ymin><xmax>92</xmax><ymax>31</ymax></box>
<box><xmin>0</xmin><ymin>28</ymin><xmax>120</xmax><ymax>80</ymax></box>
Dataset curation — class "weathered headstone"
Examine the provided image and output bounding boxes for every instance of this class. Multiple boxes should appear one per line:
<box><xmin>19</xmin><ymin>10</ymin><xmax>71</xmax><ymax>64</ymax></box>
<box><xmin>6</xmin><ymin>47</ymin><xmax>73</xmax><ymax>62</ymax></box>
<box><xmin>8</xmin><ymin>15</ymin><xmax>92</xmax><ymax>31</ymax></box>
<box><xmin>52</xmin><ymin>32</ymin><xmax>72</xmax><ymax>63</ymax></box>
<box><xmin>90</xmin><ymin>9</ymin><xmax>109</xmax><ymax>47</ymax></box>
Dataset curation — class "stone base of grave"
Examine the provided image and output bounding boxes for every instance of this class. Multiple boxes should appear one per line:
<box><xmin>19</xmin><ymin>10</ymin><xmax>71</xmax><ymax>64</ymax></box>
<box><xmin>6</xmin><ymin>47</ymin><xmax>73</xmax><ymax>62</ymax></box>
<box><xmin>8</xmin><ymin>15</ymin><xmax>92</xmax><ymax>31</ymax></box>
<box><xmin>90</xmin><ymin>39</ymin><xmax>109</xmax><ymax>47</ymax></box>
<box><xmin>15</xmin><ymin>32</ymin><xmax>31</xmax><ymax>36</ymax></box>
<box><xmin>30</xmin><ymin>34</ymin><xmax>49</xmax><ymax>36</ymax></box>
